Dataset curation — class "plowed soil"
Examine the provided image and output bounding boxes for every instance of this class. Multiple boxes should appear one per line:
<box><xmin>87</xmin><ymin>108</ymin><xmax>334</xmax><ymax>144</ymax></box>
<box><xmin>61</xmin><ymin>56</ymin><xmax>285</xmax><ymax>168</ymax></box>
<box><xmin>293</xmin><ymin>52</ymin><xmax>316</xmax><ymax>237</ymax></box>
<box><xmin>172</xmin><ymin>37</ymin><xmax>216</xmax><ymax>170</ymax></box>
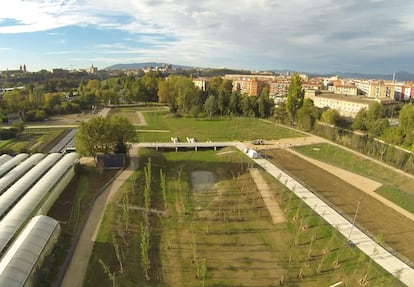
<box><xmin>266</xmin><ymin>148</ymin><xmax>414</xmax><ymax>264</ymax></box>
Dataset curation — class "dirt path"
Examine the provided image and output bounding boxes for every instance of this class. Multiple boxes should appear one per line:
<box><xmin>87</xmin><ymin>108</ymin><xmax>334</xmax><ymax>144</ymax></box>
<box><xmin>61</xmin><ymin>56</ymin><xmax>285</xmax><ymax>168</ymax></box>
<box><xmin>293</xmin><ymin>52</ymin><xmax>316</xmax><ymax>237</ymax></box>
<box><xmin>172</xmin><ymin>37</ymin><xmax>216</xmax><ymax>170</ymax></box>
<box><xmin>286</xmin><ymin>148</ymin><xmax>414</xmax><ymax>223</ymax></box>
<box><xmin>136</xmin><ymin>111</ymin><xmax>147</xmax><ymax>125</ymax></box>
<box><xmin>249</xmin><ymin>168</ymin><xmax>285</xmax><ymax>224</ymax></box>
<box><xmin>60</xmin><ymin>146</ymin><xmax>138</xmax><ymax>287</ymax></box>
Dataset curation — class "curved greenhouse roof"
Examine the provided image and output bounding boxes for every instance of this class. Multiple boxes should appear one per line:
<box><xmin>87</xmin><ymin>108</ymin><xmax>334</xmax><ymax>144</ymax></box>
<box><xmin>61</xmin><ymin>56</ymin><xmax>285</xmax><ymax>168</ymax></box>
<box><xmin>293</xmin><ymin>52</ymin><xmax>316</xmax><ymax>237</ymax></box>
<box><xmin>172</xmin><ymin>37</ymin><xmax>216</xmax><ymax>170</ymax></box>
<box><xmin>0</xmin><ymin>153</ymin><xmax>62</xmax><ymax>220</ymax></box>
<box><xmin>0</xmin><ymin>153</ymin><xmax>79</xmax><ymax>254</ymax></box>
<box><xmin>0</xmin><ymin>155</ymin><xmax>12</xmax><ymax>167</ymax></box>
<box><xmin>0</xmin><ymin>153</ymin><xmax>45</xmax><ymax>195</ymax></box>
<box><xmin>0</xmin><ymin>215</ymin><xmax>60</xmax><ymax>287</ymax></box>
<box><xmin>0</xmin><ymin>154</ymin><xmax>29</xmax><ymax>178</ymax></box>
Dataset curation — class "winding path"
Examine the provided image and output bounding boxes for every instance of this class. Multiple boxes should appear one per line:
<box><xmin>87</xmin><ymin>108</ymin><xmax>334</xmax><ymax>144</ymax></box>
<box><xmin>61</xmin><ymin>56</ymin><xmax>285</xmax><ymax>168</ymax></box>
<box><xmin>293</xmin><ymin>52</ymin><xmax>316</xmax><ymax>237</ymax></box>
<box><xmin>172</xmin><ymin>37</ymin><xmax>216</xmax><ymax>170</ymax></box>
<box><xmin>60</xmin><ymin>146</ymin><xmax>138</xmax><ymax>287</ymax></box>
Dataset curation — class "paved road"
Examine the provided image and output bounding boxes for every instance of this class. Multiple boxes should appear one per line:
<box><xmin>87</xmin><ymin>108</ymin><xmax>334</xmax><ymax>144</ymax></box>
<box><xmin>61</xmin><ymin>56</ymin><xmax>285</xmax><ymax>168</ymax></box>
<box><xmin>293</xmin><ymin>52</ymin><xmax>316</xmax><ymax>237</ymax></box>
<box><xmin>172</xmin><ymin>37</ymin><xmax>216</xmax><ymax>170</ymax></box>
<box><xmin>49</xmin><ymin>129</ymin><xmax>77</xmax><ymax>153</ymax></box>
<box><xmin>235</xmin><ymin>142</ymin><xmax>414</xmax><ymax>287</ymax></box>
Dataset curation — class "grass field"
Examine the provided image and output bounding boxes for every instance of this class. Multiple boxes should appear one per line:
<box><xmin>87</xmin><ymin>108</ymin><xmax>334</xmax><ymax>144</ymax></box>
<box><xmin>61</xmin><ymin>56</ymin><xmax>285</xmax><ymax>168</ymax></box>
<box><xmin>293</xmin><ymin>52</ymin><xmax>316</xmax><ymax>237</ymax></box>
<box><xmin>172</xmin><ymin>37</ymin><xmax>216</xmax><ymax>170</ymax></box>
<box><xmin>132</xmin><ymin>111</ymin><xmax>304</xmax><ymax>142</ymax></box>
<box><xmin>293</xmin><ymin>143</ymin><xmax>414</xmax><ymax>214</ymax></box>
<box><xmin>0</xmin><ymin>128</ymin><xmax>66</xmax><ymax>153</ymax></box>
<box><xmin>107</xmin><ymin>106</ymin><xmax>168</xmax><ymax>124</ymax></box>
<box><xmin>83</xmin><ymin>149</ymin><xmax>400</xmax><ymax>287</ymax></box>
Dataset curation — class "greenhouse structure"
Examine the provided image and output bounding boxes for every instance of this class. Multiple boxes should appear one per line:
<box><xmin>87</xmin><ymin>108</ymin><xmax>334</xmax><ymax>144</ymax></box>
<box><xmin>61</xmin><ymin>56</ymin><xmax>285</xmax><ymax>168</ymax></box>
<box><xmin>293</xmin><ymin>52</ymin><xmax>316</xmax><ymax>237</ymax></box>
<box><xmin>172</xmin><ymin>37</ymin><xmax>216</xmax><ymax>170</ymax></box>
<box><xmin>0</xmin><ymin>152</ymin><xmax>79</xmax><ymax>254</ymax></box>
<box><xmin>0</xmin><ymin>215</ymin><xmax>61</xmax><ymax>287</ymax></box>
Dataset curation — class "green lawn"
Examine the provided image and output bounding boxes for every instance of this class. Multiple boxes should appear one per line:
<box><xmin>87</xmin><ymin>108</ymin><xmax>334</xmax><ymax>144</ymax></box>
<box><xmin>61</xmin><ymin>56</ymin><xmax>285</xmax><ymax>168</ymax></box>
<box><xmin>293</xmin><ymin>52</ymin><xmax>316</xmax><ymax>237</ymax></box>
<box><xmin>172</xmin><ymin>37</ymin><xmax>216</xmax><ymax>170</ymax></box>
<box><xmin>293</xmin><ymin>143</ymin><xmax>414</xmax><ymax>213</ymax></box>
<box><xmin>137</xmin><ymin>111</ymin><xmax>304</xmax><ymax>142</ymax></box>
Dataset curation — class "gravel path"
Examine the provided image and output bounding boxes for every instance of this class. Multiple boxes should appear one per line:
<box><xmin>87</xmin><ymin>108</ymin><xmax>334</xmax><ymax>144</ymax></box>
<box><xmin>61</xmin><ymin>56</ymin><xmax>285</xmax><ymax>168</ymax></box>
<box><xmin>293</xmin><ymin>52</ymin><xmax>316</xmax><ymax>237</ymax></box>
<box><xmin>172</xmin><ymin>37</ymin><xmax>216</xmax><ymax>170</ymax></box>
<box><xmin>136</xmin><ymin>111</ymin><xmax>147</xmax><ymax>125</ymax></box>
<box><xmin>60</xmin><ymin>146</ymin><xmax>138</xmax><ymax>287</ymax></box>
<box><xmin>286</xmin><ymin>148</ymin><xmax>414</xmax><ymax>222</ymax></box>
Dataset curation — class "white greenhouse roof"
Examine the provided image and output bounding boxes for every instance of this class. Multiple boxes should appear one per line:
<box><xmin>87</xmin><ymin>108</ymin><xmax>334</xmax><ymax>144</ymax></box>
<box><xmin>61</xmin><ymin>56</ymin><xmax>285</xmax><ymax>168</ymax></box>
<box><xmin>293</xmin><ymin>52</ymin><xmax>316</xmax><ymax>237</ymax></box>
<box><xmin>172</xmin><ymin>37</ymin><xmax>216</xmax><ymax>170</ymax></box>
<box><xmin>0</xmin><ymin>153</ymin><xmax>45</xmax><ymax>195</ymax></box>
<box><xmin>0</xmin><ymin>153</ymin><xmax>62</xmax><ymax>220</ymax></box>
<box><xmin>0</xmin><ymin>154</ymin><xmax>29</xmax><ymax>178</ymax></box>
<box><xmin>0</xmin><ymin>155</ymin><xmax>12</xmax><ymax>167</ymax></box>
<box><xmin>0</xmin><ymin>215</ymin><xmax>60</xmax><ymax>287</ymax></box>
<box><xmin>0</xmin><ymin>153</ymin><xmax>79</xmax><ymax>253</ymax></box>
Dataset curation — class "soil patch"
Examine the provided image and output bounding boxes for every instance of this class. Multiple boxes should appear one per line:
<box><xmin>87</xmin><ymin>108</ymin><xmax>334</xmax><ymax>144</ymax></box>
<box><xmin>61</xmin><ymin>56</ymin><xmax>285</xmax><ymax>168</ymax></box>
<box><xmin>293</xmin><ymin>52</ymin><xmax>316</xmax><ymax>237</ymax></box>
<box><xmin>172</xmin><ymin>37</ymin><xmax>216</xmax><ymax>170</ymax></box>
<box><xmin>266</xmin><ymin>148</ymin><xmax>414</xmax><ymax>264</ymax></box>
<box><xmin>249</xmin><ymin>168</ymin><xmax>285</xmax><ymax>224</ymax></box>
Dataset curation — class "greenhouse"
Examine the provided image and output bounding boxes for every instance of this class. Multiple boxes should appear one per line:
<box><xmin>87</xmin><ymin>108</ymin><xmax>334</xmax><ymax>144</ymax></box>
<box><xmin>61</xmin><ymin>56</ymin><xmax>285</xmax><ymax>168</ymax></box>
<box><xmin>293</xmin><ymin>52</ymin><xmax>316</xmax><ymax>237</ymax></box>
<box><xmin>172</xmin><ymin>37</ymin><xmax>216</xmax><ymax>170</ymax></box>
<box><xmin>0</xmin><ymin>152</ymin><xmax>79</xmax><ymax>254</ymax></box>
<box><xmin>0</xmin><ymin>215</ymin><xmax>60</xmax><ymax>287</ymax></box>
<box><xmin>0</xmin><ymin>153</ymin><xmax>45</xmax><ymax>195</ymax></box>
<box><xmin>0</xmin><ymin>155</ymin><xmax>12</xmax><ymax>167</ymax></box>
<box><xmin>0</xmin><ymin>153</ymin><xmax>62</xmax><ymax>220</ymax></box>
<box><xmin>0</xmin><ymin>154</ymin><xmax>29</xmax><ymax>177</ymax></box>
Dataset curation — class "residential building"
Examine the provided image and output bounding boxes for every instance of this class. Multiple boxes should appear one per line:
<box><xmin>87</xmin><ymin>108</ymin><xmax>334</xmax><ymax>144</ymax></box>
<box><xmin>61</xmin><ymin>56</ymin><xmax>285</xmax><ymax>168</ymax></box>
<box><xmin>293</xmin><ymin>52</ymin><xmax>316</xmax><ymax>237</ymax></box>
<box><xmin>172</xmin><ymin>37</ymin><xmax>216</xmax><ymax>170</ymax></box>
<box><xmin>305</xmin><ymin>89</ymin><xmax>393</xmax><ymax>118</ymax></box>
<box><xmin>192</xmin><ymin>77</ymin><xmax>210</xmax><ymax>91</ymax></box>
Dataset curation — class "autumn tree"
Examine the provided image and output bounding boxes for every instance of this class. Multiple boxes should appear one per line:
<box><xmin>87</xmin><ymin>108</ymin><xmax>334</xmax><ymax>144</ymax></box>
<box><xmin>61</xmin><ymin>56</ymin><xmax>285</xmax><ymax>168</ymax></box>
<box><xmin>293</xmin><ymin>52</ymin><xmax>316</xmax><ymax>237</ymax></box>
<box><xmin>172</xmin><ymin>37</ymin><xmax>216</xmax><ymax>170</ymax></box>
<box><xmin>75</xmin><ymin>116</ymin><xmax>136</xmax><ymax>156</ymax></box>
<box><xmin>286</xmin><ymin>72</ymin><xmax>304</xmax><ymax>124</ymax></box>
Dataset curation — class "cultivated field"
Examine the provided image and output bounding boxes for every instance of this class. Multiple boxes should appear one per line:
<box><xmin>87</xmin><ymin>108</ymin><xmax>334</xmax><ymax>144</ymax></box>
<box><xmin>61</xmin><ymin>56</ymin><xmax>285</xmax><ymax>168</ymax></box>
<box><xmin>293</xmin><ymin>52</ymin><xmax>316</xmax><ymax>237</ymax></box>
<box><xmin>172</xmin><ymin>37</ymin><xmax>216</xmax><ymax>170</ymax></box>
<box><xmin>82</xmin><ymin>148</ymin><xmax>401</xmax><ymax>287</ymax></box>
<box><xmin>266</xmin><ymin>147</ymin><xmax>414</xmax><ymax>265</ymax></box>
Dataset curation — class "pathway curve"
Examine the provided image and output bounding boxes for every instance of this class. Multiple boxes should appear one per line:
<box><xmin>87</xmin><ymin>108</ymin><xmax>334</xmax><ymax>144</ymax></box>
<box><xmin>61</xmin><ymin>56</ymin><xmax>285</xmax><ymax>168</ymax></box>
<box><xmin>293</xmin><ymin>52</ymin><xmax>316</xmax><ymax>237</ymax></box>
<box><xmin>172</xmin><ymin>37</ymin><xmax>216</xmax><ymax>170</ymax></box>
<box><xmin>60</xmin><ymin>146</ymin><xmax>138</xmax><ymax>287</ymax></box>
<box><xmin>286</xmin><ymin>148</ymin><xmax>414</xmax><ymax>223</ymax></box>
<box><xmin>235</xmin><ymin>143</ymin><xmax>414</xmax><ymax>287</ymax></box>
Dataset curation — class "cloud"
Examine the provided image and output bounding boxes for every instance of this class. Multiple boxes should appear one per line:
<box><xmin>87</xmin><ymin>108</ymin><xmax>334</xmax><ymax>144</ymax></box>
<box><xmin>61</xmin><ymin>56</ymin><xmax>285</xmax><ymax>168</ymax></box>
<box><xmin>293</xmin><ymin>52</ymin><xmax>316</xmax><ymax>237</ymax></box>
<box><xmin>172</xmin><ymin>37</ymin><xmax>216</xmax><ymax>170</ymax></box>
<box><xmin>1</xmin><ymin>0</ymin><xmax>414</xmax><ymax>72</ymax></box>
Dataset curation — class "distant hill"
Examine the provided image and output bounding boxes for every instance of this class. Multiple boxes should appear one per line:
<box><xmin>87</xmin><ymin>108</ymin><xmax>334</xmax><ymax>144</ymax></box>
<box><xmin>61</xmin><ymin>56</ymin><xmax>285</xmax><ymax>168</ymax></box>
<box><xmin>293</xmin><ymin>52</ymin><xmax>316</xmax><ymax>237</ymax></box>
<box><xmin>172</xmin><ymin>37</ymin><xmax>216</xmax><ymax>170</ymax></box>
<box><xmin>105</xmin><ymin>63</ymin><xmax>414</xmax><ymax>81</ymax></box>
<box><xmin>104</xmin><ymin>62</ymin><xmax>195</xmax><ymax>70</ymax></box>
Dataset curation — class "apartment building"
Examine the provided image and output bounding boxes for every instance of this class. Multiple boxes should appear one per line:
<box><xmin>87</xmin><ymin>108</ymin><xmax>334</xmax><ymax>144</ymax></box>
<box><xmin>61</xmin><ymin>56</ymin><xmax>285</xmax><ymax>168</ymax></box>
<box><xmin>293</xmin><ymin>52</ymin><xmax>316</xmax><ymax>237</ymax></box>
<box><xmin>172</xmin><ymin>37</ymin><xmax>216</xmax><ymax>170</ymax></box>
<box><xmin>305</xmin><ymin>89</ymin><xmax>379</xmax><ymax>118</ymax></box>
<box><xmin>354</xmin><ymin>80</ymin><xmax>411</xmax><ymax>100</ymax></box>
<box><xmin>222</xmin><ymin>75</ymin><xmax>270</xmax><ymax>96</ymax></box>
<box><xmin>192</xmin><ymin>77</ymin><xmax>210</xmax><ymax>91</ymax></box>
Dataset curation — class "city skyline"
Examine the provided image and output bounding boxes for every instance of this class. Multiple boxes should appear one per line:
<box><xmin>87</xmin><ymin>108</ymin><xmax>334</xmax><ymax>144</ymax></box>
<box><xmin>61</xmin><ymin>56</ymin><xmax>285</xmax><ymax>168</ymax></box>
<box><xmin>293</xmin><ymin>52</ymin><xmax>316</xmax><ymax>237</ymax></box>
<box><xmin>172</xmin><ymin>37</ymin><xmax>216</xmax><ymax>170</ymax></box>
<box><xmin>1</xmin><ymin>0</ymin><xmax>414</xmax><ymax>74</ymax></box>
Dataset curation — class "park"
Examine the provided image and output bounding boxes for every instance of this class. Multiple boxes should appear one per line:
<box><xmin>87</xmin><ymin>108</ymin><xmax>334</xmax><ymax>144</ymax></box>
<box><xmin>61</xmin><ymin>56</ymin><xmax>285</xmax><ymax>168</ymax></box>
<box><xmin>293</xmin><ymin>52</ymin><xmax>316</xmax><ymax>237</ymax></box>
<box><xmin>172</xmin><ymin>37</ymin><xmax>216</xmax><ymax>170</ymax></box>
<box><xmin>43</xmin><ymin>107</ymin><xmax>413</xmax><ymax>287</ymax></box>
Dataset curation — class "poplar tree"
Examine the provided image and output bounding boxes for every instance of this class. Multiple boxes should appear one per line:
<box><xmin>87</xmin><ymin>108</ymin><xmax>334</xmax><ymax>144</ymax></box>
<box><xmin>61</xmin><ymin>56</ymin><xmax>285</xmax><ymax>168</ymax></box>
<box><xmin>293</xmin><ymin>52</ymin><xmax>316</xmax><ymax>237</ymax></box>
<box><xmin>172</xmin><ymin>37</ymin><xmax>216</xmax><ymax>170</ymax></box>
<box><xmin>286</xmin><ymin>72</ymin><xmax>304</xmax><ymax>124</ymax></box>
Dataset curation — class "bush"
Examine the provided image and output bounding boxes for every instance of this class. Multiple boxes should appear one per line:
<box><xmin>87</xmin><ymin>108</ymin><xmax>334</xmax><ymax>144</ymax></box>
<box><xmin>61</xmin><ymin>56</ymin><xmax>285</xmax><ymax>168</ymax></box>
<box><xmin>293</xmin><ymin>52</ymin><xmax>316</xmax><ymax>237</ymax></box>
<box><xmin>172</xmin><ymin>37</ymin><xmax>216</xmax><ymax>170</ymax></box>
<box><xmin>0</xmin><ymin>128</ymin><xmax>18</xmax><ymax>140</ymax></box>
<box><xmin>25</xmin><ymin>109</ymin><xmax>46</xmax><ymax>122</ymax></box>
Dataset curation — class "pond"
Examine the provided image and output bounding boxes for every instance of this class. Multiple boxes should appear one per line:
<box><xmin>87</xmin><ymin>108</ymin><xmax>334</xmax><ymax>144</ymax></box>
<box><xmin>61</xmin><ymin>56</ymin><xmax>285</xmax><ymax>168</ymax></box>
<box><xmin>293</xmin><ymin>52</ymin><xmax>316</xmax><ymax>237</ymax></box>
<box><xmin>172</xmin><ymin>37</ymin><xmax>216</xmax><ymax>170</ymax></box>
<box><xmin>191</xmin><ymin>171</ymin><xmax>215</xmax><ymax>192</ymax></box>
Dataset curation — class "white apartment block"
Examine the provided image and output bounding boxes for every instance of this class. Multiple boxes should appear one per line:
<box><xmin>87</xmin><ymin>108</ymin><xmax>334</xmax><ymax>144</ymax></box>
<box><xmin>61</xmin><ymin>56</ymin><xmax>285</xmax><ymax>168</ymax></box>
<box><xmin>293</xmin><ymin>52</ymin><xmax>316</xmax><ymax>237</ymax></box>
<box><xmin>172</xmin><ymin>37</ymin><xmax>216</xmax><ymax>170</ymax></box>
<box><xmin>305</xmin><ymin>90</ymin><xmax>380</xmax><ymax>118</ymax></box>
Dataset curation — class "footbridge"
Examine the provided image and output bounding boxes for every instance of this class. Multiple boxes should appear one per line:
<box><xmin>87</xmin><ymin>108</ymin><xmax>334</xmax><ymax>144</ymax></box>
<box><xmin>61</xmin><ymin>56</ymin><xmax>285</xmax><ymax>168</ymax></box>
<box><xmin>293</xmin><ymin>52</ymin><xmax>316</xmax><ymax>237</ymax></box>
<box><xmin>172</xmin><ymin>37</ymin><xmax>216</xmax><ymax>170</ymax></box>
<box><xmin>133</xmin><ymin>141</ymin><xmax>235</xmax><ymax>151</ymax></box>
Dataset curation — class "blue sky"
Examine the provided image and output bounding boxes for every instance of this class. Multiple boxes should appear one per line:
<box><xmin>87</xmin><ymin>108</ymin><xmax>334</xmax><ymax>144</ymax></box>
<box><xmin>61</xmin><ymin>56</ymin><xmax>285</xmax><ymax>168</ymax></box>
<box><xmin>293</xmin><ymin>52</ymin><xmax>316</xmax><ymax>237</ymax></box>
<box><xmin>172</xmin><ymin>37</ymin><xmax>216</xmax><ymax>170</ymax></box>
<box><xmin>1</xmin><ymin>0</ymin><xmax>414</xmax><ymax>74</ymax></box>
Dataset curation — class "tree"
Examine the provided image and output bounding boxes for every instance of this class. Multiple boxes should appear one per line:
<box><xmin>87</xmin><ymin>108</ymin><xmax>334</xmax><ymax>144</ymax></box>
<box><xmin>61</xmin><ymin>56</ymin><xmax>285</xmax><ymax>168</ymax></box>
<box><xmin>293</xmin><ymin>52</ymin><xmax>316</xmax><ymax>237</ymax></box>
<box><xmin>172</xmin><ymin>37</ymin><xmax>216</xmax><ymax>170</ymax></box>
<box><xmin>229</xmin><ymin>91</ymin><xmax>241</xmax><ymax>116</ymax></box>
<box><xmin>286</xmin><ymin>72</ymin><xmax>304</xmax><ymax>124</ymax></box>
<box><xmin>352</xmin><ymin>108</ymin><xmax>368</xmax><ymax>131</ymax></box>
<box><xmin>296</xmin><ymin>98</ymin><xmax>319</xmax><ymax>131</ymax></box>
<box><xmin>257</xmin><ymin>86</ymin><xmax>272</xmax><ymax>118</ymax></box>
<box><xmin>204</xmin><ymin>95</ymin><xmax>218</xmax><ymax>117</ymax></box>
<box><xmin>398</xmin><ymin>103</ymin><xmax>414</xmax><ymax>147</ymax></box>
<box><xmin>75</xmin><ymin>116</ymin><xmax>136</xmax><ymax>156</ymax></box>
<box><xmin>320</xmin><ymin>108</ymin><xmax>340</xmax><ymax>125</ymax></box>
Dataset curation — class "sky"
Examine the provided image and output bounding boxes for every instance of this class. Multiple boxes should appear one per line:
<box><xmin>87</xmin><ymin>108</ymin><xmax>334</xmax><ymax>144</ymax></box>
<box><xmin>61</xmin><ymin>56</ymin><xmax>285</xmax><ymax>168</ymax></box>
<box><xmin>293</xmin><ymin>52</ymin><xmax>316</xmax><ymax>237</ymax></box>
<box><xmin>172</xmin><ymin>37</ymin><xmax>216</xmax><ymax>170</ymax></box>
<box><xmin>0</xmin><ymin>0</ymin><xmax>413</xmax><ymax>74</ymax></box>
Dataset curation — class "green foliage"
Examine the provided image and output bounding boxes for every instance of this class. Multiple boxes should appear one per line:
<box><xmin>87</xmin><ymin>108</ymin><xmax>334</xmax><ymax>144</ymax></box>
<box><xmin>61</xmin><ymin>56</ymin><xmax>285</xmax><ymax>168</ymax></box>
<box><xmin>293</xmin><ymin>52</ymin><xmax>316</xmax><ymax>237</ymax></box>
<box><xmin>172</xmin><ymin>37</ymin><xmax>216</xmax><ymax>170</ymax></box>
<box><xmin>320</xmin><ymin>108</ymin><xmax>340</xmax><ymax>125</ymax></box>
<box><xmin>352</xmin><ymin>108</ymin><xmax>368</xmax><ymax>131</ymax></box>
<box><xmin>75</xmin><ymin>116</ymin><xmax>136</xmax><ymax>156</ymax></box>
<box><xmin>296</xmin><ymin>98</ymin><xmax>319</xmax><ymax>131</ymax></box>
<box><xmin>286</xmin><ymin>72</ymin><xmax>304</xmax><ymax>123</ymax></box>
<box><xmin>397</xmin><ymin>103</ymin><xmax>414</xmax><ymax>147</ymax></box>
<box><xmin>352</xmin><ymin>102</ymin><xmax>389</xmax><ymax>138</ymax></box>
